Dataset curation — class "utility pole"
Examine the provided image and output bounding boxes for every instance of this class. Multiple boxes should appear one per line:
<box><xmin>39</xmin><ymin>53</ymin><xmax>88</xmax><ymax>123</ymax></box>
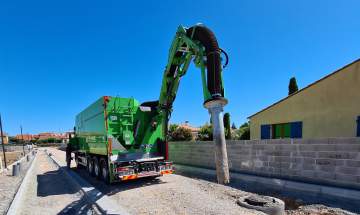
<box><xmin>21</xmin><ymin>125</ymin><xmax>25</xmax><ymax>156</ymax></box>
<box><xmin>0</xmin><ymin>114</ymin><xmax>7</xmax><ymax>168</ymax></box>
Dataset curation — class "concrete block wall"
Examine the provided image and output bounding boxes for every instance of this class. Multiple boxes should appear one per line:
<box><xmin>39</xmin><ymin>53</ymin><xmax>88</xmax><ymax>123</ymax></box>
<box><xmin>169</xmin><ymin>138</ymin><xmax>360</xmax><ymax>189</ymax></box>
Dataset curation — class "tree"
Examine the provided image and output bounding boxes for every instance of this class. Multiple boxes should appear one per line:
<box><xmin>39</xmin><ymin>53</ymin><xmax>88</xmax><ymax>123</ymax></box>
<box><xmin>168</xmin><ymin>124</ymin><xmax>179</xmax><ymax>141</ymax></box>
<box><xmin>239</xmin><ymin>127</ymin><xmax>250</xmax><ymax>140</ymax></box>
<box><xmin>233</xmin><ymin>122</ymin><xmax>250</xmax><ymax>140</ymax></box>
<box><xmin>223</xmin><ymin>113</ymin><xmax>231</xmax><ymax>139</ymax></box>
<box><xmin>288</xmin><ymin>77</ymin><xmax>299</xmax><ymax>95</ymax></box>
<box><xmin>240</xmin><ymin>122</ymin><xmax>249</xmax><ymax>128</ymax></box>
<box><xmin>197</xmin><ymin>123</ymin><xmax>213</xmax><ymax>141</ymax></box>
<box><xmin>171</xmin><ymin>127</ymin><xmax>193</xmax><ymax>141</ymax></box>
<box><xmin>231</xmin><ymin>123</ymin><xmax>237</xmax><ymax>130</ymax></box>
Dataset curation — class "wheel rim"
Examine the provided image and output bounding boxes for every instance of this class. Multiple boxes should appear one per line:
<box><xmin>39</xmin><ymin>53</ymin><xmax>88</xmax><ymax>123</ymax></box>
<box><xmin>102</xmin><ymin>165</ymin><xmax>107</xmax><ymax>179</ymax></box>
<box><xmin>95</xmin><ymin>161</ymin><xmax>99</xmax><ymax>176</ymax></box>
<box><xmin>88</xmin><ymin>159</ymin><xmax>92</xmax><ymax>172</ymax></box>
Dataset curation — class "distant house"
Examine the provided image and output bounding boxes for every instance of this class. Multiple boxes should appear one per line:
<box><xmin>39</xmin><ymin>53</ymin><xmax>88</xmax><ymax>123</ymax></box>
<box><xmin>15</xmin><ymin>134</ymin><xmax>34</xmax><ymax>141</ymax></box>
<box><xmin>0</xmin><ymin>132</ymin><xmax>9</xmax><ymax>144</ymax></box>
<box><xmin>38</xmin><ymin>132</ymin><xmax>63</xmax><ymax>140</ymax></box>
<box><xmin>178</xmin><ymin>121</ymin><xmax>200</xmax><ymax>139</ymax></box>
<box><xmin>248</xmin><ymin>58</ymin><xmax>360</xmax><ymax>140</ymax></box>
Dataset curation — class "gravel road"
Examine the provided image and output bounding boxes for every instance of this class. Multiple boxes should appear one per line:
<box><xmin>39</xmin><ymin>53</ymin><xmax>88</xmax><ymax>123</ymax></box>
<box><xmin>15</xmin><ymin>150</ymin><xmax>96</xmax><ymax>215</ymax></box>
<box><xmin>47</xmin><ymin>147</ymin><xmax>263</xmax><ymax>215</ymax></box>
<box><xmin>46</xmin><ymin>147</ymin><xmax>359</xmax><ymax>215</ymax></box>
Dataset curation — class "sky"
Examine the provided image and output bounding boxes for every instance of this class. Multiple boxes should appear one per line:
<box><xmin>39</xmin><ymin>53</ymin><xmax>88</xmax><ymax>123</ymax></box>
<box><xmin>1</xmin><ymin>0</ymin><xmax>360</xmax><ymax>135</ymax></box>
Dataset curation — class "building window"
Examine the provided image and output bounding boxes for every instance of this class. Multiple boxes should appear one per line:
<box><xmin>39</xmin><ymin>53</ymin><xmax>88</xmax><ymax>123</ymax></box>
<box><xmin>261</xmin><ymin>121</ymin><xmax>302</xmax><ymax>139</ymax></box>
<box><xmin>357</xmin><ymin>116</ymin><xmax>360</xmax><ymax>137</ymax></box>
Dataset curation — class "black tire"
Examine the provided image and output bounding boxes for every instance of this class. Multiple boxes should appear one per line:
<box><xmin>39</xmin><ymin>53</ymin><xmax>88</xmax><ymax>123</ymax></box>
<box><xmin>87</xmin><ymin>157</ymin><xmax>94</xmax><ymax>176</ymax></box>
<box><xmin>100</xmin><ymin>158</ymin><xmax>110</xmax><ymax>184</ymax></box>
<box><xmin>75</xmin><ymin>154</ymin><xmax>82</xmax><ymax>169</ymax></box>
<box><xmin>93</xmin><ymin>157</ymin><xmax>100</xmax><ymax>178</ymax></box>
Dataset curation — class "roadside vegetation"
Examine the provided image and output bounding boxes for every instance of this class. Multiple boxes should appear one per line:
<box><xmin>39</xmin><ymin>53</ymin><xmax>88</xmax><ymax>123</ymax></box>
<box><xmin>169</xmin><ymin>112</ymin><xmax>250</xmax><ymax>141</ymax></box>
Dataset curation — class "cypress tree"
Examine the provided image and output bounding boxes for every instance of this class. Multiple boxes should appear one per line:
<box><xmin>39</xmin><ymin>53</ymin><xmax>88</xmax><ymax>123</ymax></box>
<box><xmin>231</xmin><ymin>122</ymin><xmax>237</xmax><ymax>130</ymax></box>
<box><xmin>288</xmin><ymin>77</ymin><xmax>299</xmax><ymax>95</ymax></box>
<box><xmin>223</xmin><ymin>113</ymin><xmax>231</xmax><ymax>139</ymax></box>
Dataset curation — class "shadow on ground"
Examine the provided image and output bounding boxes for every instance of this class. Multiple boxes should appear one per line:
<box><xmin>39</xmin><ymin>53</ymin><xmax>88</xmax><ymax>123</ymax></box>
<box><xmin>37</xmin><ymin>169</ymin><xmax>79</xmax><ymax>197</ymax></box>
<box><xmin>57</xmin><ymin>195</ymin><xmax>96</xmax><ymax>215</ymax></box>
<box><xmin>73</xmin><ymin>167</ymin><xmax>166</xmax><ymax>197</ymax></box>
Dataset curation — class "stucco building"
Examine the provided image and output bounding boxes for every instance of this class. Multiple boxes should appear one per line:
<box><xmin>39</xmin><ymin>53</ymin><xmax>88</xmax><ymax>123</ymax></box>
<box><xmin>249</xmin><ymin>58</ymin><xmax>360</xmax><ymax>140</ymax></box>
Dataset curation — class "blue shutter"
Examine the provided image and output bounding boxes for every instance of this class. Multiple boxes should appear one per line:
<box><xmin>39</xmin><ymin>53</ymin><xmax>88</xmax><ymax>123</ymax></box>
<box><xmin>357</xmin><ymin>116</ymin><xmax>360</xmax><ymax>137</ymax></box>
<box><xmin>290</xmin><ymin>121</ymin><xmax>302</xmax><ymax>138</ymax></box>
<box><xmin>261</xmin><ymin>124</ymin><xmax>271</xmax><ymax>139</ymax></box>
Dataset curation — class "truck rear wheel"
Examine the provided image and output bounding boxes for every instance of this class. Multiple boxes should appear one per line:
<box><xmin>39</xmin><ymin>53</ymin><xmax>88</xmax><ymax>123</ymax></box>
<box><xmin>94</xmin><ymin>157</ymin><xmax>100</xmax><ymax>178</ymax></box>
<box><xmin>87</xmin><ymin>157</ymin><xmax>94</xmax><ymax>176</ymax></box>
<box><xmin>100</xmin><ymin>158</ymin><xmax>110</xmax><ymax>184</ymax></box>
<box><xmin>75</xmin><ymin>154</ymin><xmax>82</xmax><ymax>169</ymax></box>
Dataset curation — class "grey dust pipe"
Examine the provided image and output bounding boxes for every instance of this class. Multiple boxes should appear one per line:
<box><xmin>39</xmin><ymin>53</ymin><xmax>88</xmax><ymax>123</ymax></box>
<box><xmin>205</xmin><ymin>99</ymin><xmax>230</xmax><ymax>184</ymax></box>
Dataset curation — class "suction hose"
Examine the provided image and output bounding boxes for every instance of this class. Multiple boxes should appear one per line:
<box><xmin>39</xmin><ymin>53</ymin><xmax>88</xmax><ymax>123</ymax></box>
<box><xmin>186</xmin><ymin>25</ymin><xmax>224</xmax><ymax>100</ymax></box>
<box><xmin>187</xmin><ymin>25</ymin><xmax>230</xmax><ymax>184</ymax></box>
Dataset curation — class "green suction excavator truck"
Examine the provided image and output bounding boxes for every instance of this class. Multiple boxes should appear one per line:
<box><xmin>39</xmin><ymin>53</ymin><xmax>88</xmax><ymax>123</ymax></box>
<box><xmin>67</xmin><ymin>24</ymin><xmax>229</xmax><ymax>184</ymax></box>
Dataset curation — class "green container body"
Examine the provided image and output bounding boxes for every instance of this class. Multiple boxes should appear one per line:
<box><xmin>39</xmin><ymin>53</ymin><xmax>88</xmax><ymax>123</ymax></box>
<box><xmin>74</xmin><ymin>96</ymin><xmax>142</xmax><ymax>156</ymax></box>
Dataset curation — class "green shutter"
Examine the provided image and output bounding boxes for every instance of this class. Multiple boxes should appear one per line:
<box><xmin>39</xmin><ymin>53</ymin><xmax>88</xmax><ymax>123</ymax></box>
<box><xmin>284</xmin><ymin>123</ymin><xmax>290</xmax><ymax>138</ymax></box>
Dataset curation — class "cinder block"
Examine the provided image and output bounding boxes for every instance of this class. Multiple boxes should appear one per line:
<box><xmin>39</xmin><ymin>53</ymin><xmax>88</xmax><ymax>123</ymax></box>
<box><xmin>299</xmin><ymin>145</ymin><xmax>316</xmax><ymax>151</ymax></box>
<box><xmin>268</xmin><ymin>161</ymin><xmax>283</xmax><ymax>168</ymax></box>
<box><xmin>299</xmin><ymin>170</ymin><xmax>316</xmax><ymax>178</ymax></box>
<box><xmin>328</xmin><ymin>137</ymin><xmax>359</xmax><ymax>145</ymax></box>
<box><xmin>335</xmin><ymin>144</ymin><xmax>360</xmax><ymax>152</ymax></box>
<box><xmin>335</xmin><ymin>173</ymin><xmax>358</xmax><ymax>184</ymax></box>
<box><xmin>276</xmin><ymin>144</ymin><xmax>297</xmax><ymax>151</ymax></box>
<box><xmin>316</xmin><ymin>159</ymin><xmax>344</xmax><ymax>166</ymax></box>
<box><xmin>318</xmin><ymin>152</ymin><xmax>358</xmax><ymax>160</ymax></box>
<box><xmin>318</xmin><ymin>165</ymin><xmax>336</xmax><ymax>172</ymax></box>
<box><xmin>252</xmin><ymin>144</ymin><xmax>266</xmax><ymax>150</ymax></box>
<box><xmin>305</xmin><ymin>138</ymin><xmax>329</xmax><ymax>144</ymax></box>
<box><xmin>299</xmin><ymin>151</ymin><xmax>317</xmax><ymax>158</ymax></box>
<box><xmin>280</xmin><ymin>168</ymin><xmax>297</xmax><ymax>176</ymax></box>
<box><xmin>303</xmin><ymin>158</ymin><xmax>316</xmax><ymax>165</ymax></box>
<box><xmin>288</xmin><ymin>163</ymin><xmax>302</xmax><ymax>170</ymax></box>
<box><xmin>316</xmin><ymin>171</ymin><xmax>336</xmax><ymax>180</ymax></box>
<box><xmin>315</xmin><ymin>144</ymin><xmax>337</xmax><ymax>151</ymax></box>
<box><xmin>336</xmin><ymin>167</ymin><xmax>359</xmax><ymax>175</ymax></box>
<box><xmin>302</xmin><ymin>164</ymin><xmax>316</xmax><ymax>171</ymax></box>
<box><xmin>345</xmin><ymin>160</ymin><xmax>360</xmax><ymax>168</ymax></box>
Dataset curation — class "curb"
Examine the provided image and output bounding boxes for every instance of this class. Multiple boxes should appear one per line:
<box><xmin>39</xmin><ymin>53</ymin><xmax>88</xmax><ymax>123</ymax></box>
<box><xmin>46</xmin><ymin>150</ymin><xmax>130</xmax><ymax>215</ymax></box>
<box><xmin>6</xmin><ymin>151</ymin><xmax>37</xmax><ymax>215</ymax></box>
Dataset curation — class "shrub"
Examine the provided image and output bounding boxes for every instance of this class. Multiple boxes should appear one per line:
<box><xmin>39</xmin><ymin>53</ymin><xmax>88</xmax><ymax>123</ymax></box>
<box><xmin>233</xmin><ymin>122</ymin><xmax>250</xmax><ymax>140</ymax></box>
<box><xmin>197</xmin><ymin>123</ymin><xmax>213</xmax><ymax>141</ymax></box>
<box><xmin>170</xmin><ymin>126</ymin><xmax>193</xmax><ymax>141</ymax></box>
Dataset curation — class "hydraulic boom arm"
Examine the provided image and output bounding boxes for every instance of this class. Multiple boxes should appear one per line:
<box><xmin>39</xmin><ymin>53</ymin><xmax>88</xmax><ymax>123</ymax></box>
<box><xmin>158</xmin><ymin>25</ymin><xmax>228</xmax><ymax>142</ymax></box>
<box><xmin>137</xmin><ymin>25</ymin><xmax>229</xmax><ymax>177</ymax></box>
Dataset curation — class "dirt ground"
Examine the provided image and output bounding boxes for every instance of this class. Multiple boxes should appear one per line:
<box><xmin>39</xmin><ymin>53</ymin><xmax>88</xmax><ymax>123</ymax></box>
<box><xmin>286</xmin><ymin>204</ymin><xmax>358</xmax><ymax>215</ymax></box>
<box><xmin>0</xmin><ymin>151</ymin><xmax>24</xmax><ymax>166</ymax></box>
